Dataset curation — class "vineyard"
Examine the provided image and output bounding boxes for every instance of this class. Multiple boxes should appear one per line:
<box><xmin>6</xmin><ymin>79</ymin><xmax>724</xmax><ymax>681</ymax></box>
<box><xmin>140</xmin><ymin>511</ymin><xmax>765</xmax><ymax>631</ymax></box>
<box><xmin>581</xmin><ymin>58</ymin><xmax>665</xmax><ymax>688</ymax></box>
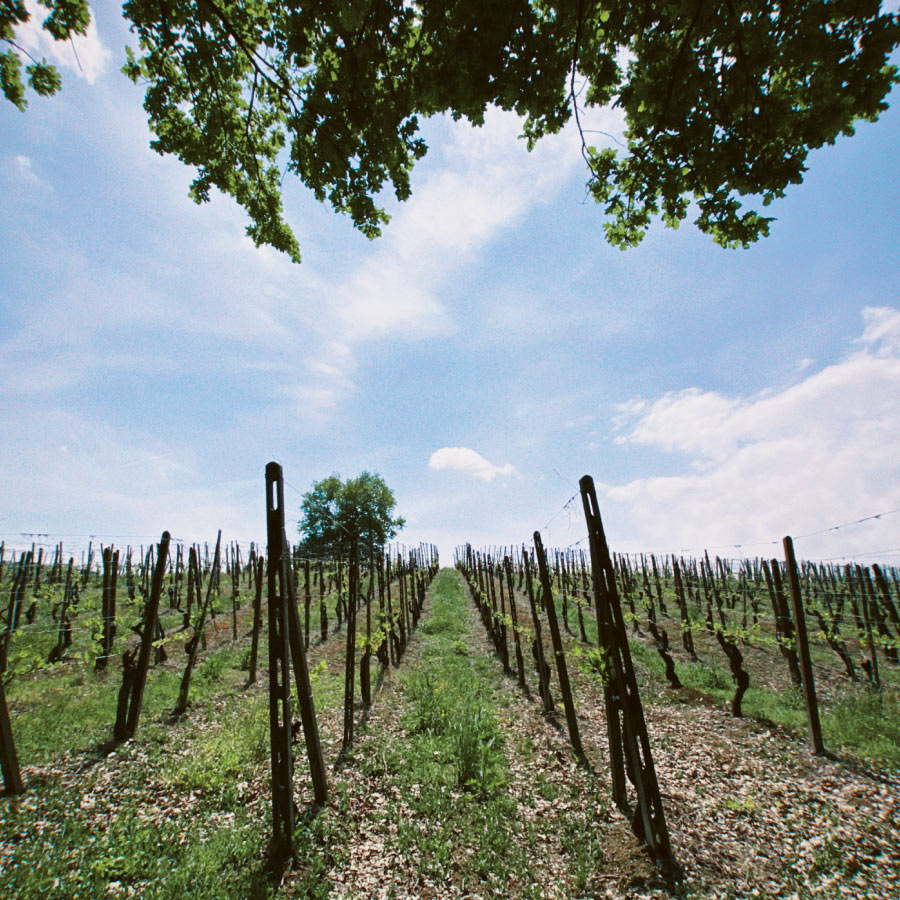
<box><xmin>1</xmin><ymin>469</ymin><xmax>899</xmax><ymax>899</ymax></box>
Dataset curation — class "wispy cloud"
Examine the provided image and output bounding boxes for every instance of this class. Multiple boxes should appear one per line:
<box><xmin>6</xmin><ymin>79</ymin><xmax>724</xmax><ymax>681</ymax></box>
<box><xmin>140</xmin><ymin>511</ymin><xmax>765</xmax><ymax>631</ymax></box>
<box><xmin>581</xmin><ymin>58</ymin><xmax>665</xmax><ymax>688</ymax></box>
<box><xmin>332</xmin><ymin>105</ymin><xmax>615</xmax><ymax>343</ymax></box>
<box><xmin>13</xmin><ymin>154</ymin><xmax>52</xmax><ymax>190</ymax></box>
<box><xmin>428</xmin><ymin>447</ymin><xmax>518</xmax><ymax>482</ymax></box>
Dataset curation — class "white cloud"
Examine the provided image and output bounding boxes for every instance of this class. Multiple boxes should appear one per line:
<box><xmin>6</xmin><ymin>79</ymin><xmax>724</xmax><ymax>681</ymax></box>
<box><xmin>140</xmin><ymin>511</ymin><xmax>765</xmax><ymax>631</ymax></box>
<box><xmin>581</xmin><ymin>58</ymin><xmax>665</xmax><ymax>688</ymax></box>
<box><xmin>281</xmin><ymin>341</ymin><xmax>358</xmax><ymax>427</ymax></box>
<box><xmin>13</xmin><ymin>154</ymin><xmax>52</xmax><ymax>190</ymax></box>
<box><xmin>17</xmin><ymin>0</ymin><xmax>112</xmax><ymax>85</ymax></box>
<box><xmin>428</xmin><ymin>447</ymin><xmax>518</xmax><ymax>482</ymax></box>
<box><xmin>857</xmin><ymin>305</ymin><xmax>900</xmax><ymax>355</ymax></box>
<box><xmin>333</xmin><ymin>104</ymin><xmax>616</xmax><ymax>342</ymax></box>
<box><xmin>603</xmin><ymin>307</ymin><xmax>900</xmax><ymax>561</ymax></box>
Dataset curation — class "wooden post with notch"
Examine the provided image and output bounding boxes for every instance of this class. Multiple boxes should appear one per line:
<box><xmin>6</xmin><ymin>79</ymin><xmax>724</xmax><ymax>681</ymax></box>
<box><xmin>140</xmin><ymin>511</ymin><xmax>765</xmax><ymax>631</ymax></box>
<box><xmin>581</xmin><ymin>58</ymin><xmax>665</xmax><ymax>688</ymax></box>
<box><xmin>783</xmin><ymin>536</ymin><xmax>825</xmax><ymax>754</ymax></box>
<box><xmin>580</xmin><ymin>475</ymin><xmax>676</xmax><ymax>874</ymax></box>
<box><xmin>266</xmin><ymin>463</ymin><xmax>295</xmax><ymax>862</ymax></box>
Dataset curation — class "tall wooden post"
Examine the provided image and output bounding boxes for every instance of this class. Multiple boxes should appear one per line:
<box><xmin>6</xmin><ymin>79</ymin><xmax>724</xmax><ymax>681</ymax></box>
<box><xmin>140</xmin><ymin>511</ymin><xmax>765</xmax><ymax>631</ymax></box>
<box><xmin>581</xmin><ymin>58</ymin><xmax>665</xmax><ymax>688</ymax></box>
<box><xmin>171</xmin><ymin>532</ymin><xmax>221</xmax><ymax>718</ymax></box>
<box><xmin>342</xmin><ymin>538</ymin><xmax>359</xmax><ymax>754</ymax></box>
<box><xmin>282</xmin><ymin>531</ymin><xmax>328</xmax><ymax>805</ymax></box>
<box><xmin>856</xmin><ymin>564</ymin><xmax>881</xmax><ymax>688</ymax></box>
<box><xmin>524</xmin><ymin>549</ymin><xmax>554</xmax><ymax>716</ymax></box>
<box><xmin>0</xmin><ymin>676</ymin><xmax>25</xmax><ymax>795</ymax></box>
<box><xmin>303</xmin><ymin>559</ymin><xmax>312</xmax><ymax>650</ymax></box>
<box><xmin>248</xmin><ymin>556</ymin><xmax>264</xmax><ymax>684</ymax></box>
<box><xmin>534</xmin><ymin>533</ymin><xmax>584</xmax><ymax>759</ymax></box>
<box><xmin>504</xmin><ymin>556</ymin><xmax>527</xmax><ymax>690</ymax></box>
<box><xmin>783</xmin><ymin>537</ymin><xmax>825</xmax><ymax>755</ymax></box>
<box><xmin>319</xmin><ymin>559</ymin><xmax>328</xmax><ymax>642</ymax></box>
<box><xmin>266</xmin><ymin>463</ymin><xmax>295</xmax><ymax>862</ymax></box>
<box><xmin>124</xmin><ymin>532</ymin><xmax>170</xmax><ymax>739</ymax></box>
<box><xmin>580</xmin><ymin>475</ymin><xmax>675</xmax><ymax>873</ymax></box>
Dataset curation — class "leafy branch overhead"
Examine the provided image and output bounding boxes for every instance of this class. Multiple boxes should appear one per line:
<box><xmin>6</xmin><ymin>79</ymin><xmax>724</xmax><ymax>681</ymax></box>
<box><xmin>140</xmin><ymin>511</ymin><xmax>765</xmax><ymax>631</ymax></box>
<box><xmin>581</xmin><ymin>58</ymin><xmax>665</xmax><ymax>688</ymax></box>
<box><xmin>1</xmin><ymin>0</ymin><xmax>90</xmax><ymax>108</ymax></box>
<box><xmin>5</xmin><ymin>1</ymin><xmax>899</xmax><ymax>258</ymax></box>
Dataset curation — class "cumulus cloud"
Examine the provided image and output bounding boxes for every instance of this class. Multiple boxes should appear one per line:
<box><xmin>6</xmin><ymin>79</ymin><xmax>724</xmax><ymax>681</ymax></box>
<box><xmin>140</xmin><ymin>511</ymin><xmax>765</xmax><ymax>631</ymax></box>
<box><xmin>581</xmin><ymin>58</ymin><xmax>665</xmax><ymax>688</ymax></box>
<box><xmin>428</xmin><ymin>447</ymin><xmax>518</xmax><ymax>482</ymax></box>
<box><xmin>17</xmin><ymin>0</ymin><xmax>112</xmax><ymax>84</ymax></box>
<box><xmin>604</xmin><ymin>307</ymin><xmax>900</xmax><ymax>561</ymax></box>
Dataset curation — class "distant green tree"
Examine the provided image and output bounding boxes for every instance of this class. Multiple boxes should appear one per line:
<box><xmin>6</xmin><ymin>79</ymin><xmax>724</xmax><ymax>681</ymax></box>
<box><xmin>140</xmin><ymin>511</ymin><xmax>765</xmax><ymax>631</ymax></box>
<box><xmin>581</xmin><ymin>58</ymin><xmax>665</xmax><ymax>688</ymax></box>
<box><xmin>298</xmin><ymin>472</ymin><xmax>405</xmax><ymax>557</ymax></box>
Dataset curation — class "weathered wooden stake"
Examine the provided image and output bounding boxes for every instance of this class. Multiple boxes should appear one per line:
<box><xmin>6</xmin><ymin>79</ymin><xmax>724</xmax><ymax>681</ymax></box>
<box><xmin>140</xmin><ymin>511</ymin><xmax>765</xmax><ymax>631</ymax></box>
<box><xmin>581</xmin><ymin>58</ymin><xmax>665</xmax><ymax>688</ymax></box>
<box><xmin>303</xmin><ymin>559</ymin><xmax>312</xmax><ymax>650</ymax></box>
<box><xmin>248</xmin><ymin>556</ymin><xmax>264</xmax><ymax>684</ymax></box>
<box><xmin>783</xmin><ymin>537</ymin><xmax>825</xmax><ymax>755</ymax></box>
<box><xmin>504</xmin><ymin>556</ymin><xmax>527</xmax><ymax>690</ymax></box>
<box><xmin>534</xmin><ymin>532</ymin><xmax>585</xmax><ymax>759</ymax></box>
<box><xmin>266</xmin><ymin>463</ymin><xmax>295</xmax><ymax>862</ymax></box>
<box><xmin>342</xmin><ymin>538</ymin><xmax>359</xmax><ymax>754</ymax></box>
<box><xmin>524</xmin><ymin>549</ymin><xmax>555</xmax><ymax>716</ymax></box>
<box><xmin>856</xmin><ymin>564</ymin><xmax>881</xmax><ymax>688</ymax></box>
<box><xmin>172</xmin><ymin>531</ymin><xmax>221</xmax><ymax>717</ymax></box>
<box><xmin>123</xmin><ymin>531</ymin><xmax>170</xmax><ymax>739</ymax></box>
<box><xmin>580</xmin><ymin>475</ymin><xmax>675</xmax><ymax>873</ymax></box>
<box><xmin>0</xmin><ymin>676</ymin><xmax>25</xmax><ymax>795</ymax></box>
<box><xmin>319</xmin><ymin>559</ymin><xmax>328</xmax><ymax>642</ymax></box>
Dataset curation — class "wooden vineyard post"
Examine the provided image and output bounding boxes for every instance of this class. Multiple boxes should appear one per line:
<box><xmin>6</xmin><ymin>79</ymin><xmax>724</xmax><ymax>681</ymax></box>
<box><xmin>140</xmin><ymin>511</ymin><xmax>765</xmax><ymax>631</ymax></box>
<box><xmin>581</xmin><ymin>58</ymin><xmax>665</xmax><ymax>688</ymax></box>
<box><xmin>495</xmin><ymin>560</ymin><xmax>512</xmax><ymax>675</ymax></box>
<box><xmin>122</xmin><ymin>532</ymin><xmax>170</xmax><ymax>739</ymax></box>
<box><xmin>0</xmin><ymin>675</ymin><xmax>25</xmax><ymax>795</ymax></box>
<box><xmin>534</xmin><ymin>533</ymin><xmax>585</xmax><ymax>760</ymax></box>
<box><xmin>342</xmin><ymin>538</ymin><xmax>359</xmax><ymax>755</ymax></box>
<box><xmin>524</xmin><ymin>549</ymin><xmax>555</xmax><ymax>716</ymax></box>
<box><xmin>231</xmin><ymin>545</ymin><xmax>239</xmax><ymax>642</ymax></box>
<box><xmin>856</xmin><ymin>566</ymin><xmax>882</xmax><ymax>686</ymax></box>
<box><xmin>579</xmin><ymin>475</ymin><xmax>676</xmax><ymax>873</ymax></box>
<box><xmin>0</xmin><ymin>553</ymin><xmax>29</xmax><ymax>676</ymax></box>
<box><xmin>375</xmin><ymin>552</ymin><xmax>389</xmax><ymax>669</ymax></box>
<box><xmin>171</xmin><ymin>531</ymin><xmax>221</xmax><ymax>718</ymax></box>
<box><xmin>385</xmin><ymin>555</ymin><xmax>397</xmax><ymax>666</ymax></box>
<box><xmin>48</xmin><ymin>558</ymin><xmax>75</xmax><ymax>663</ymax></box>
<box><xmin>304</xmin><ymin>559</ymin><xmax>312</xmax><ymax>651</ymax></box>
<box><xmin>872</xmin><ymin>565</ymin><xmax>900</xmax><ymax>642</ymax></box>
<box><xmin>266</xmin><ymin>463</ymin><xmax>295</xmax><ymax>862</ymax></box>
<box><xmin>783</xmin><ymin>537</ymin><xmax>825</xmax><ymax>755</ymax></box>
<box><xmin>96</xmin><ymin>547</ymin><xmax>113</xmax><ymax>671</ymax></box>
<box><xmin>504</xmin><ymin>556</ymin><xmax>528</xmax><ymax>691</ymax></box>
<box><xmin>360</xmin><ymin>538</ymin><xmax>372</xmax><ymax>709</ymax></box>
<box><xmin>266</xmin><ymin>463</ymin><xmax>328</xmax><ymax>822</ymax></box>
<box><xmin>763</xmin><ymin>559</ymin><xmax>803</xmax><ymax>686</ymax></box>
<box><xmin>248</xmin><ymin>556</ymin><xmax>264</xmax><ymax>684</ymax></box>
<box><xmin>862</xmin><ymin>568</ymin><xmax>897</xmax><ymax>666</ymax></box>
<box><xmin>281</xmin><ymin>529</ymin><xmax>328</xmax><ymax>805</ymax></box>
<box><xmin>319</xmin><ymin>559</ymin><xmax>328</xmax><ymax>642</ymax></box>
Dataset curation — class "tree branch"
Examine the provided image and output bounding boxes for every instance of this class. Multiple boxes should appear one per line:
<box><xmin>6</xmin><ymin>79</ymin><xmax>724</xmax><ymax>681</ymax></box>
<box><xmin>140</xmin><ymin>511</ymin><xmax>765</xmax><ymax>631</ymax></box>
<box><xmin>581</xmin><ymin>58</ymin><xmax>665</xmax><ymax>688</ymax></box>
<box><xmin>569</xmin><ymin>0</ymin><xmax>598</xmax><ymax>179</ymax></box>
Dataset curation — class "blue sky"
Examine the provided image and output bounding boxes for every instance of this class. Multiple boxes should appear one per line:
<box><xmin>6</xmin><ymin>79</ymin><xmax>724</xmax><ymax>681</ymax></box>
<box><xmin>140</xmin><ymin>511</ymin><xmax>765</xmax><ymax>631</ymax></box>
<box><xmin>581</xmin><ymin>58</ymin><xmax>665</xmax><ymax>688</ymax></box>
<box><xmin>2</xmin><ymin>2</ymin><xmax>899</xmax><ymax>567</ymax></box>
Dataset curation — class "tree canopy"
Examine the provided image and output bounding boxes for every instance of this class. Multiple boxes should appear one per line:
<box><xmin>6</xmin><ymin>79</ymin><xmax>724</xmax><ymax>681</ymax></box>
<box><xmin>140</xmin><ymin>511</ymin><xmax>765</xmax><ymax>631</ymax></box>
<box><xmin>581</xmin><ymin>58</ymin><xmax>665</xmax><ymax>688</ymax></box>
<box><xmin>298</xmin><ymin>471</ymin><xmax>405</xmax><ymax>557</ymax></box>
<box><xmin>4</xmin><ymin>1</ymin><xmax>899</xmax><ymax>258</ymax></box>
